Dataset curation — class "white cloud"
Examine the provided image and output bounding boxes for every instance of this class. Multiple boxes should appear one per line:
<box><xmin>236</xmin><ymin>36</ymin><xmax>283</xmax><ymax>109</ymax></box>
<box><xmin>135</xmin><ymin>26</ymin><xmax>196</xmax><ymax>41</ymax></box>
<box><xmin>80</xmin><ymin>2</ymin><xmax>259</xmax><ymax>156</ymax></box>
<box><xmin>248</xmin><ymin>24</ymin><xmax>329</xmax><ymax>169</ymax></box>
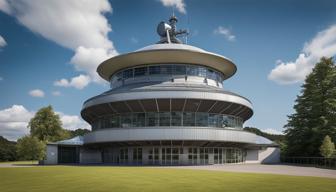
<box><xmin>160</xmin><ymin>0</ymin><xmax>186</xmax><ymax>14</ymax></box>
<box><xmin>54</xmin><ymin>74</ymin><xmax>91</xmax><ymax>90</ymax></box>
<box><xmin>268</xmin><ymin>24</ymin><xmax>336</xmax><ymax>84</ymax></box>
<box><xmin>29</xmin><ymin>89</ymin><xmax>45</xmax><ymax>98</ymax></box>
<box><xmin>57</xmin><ymin>112</ymin><xmax>90</xmax><ymax>131</ymax></box>
<box><xmin>0</xmin><ymin>105</ymin><xmax>33</xmax><ymax>140</ymax></box>
<box><xmin>214</xmin><ymin>26</ymin><xmax>236</xmax><ymax>41</ymax></box>
<box><xmin>70</xmin><ymin>46</ymin><xmax>116</xmax><ymax>83</ymax></box>
<box><xmin>0</xmin><ymin>0</ymin><xmax>118</xmax><ymax>89</ymax></box>
<box><xmin>0</xmin><ymin>35</ymin><xmax>7</xmax><ymax>47</ymax></box>
<box><xmin>261</xmin><ymin>128</ymin><xmax>284</xmax><ymax>135</ymax></box>
<box><xmin>0</xmin><ymin>77</ymin><xmax>3</xmax><ymax>81</ymax></box>
<box><xmin>0</xmin><ymin>105</ymin><xmax>90</xmax><ymax>141</ymax></box>
<box><xmin>52</xmin><ymin>91</ymin><xmax>61</xmax><ymax>96</ymax></box>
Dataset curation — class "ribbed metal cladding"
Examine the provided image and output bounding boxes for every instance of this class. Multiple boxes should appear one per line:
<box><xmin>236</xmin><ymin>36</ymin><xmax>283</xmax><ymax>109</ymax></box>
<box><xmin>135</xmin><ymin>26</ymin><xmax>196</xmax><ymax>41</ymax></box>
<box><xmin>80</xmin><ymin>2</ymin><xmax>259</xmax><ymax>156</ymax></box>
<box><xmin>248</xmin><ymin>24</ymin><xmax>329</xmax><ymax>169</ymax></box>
<box><xmin>83</xmin><ymin>128</ymin><xmax>272</xmax><ymax>145</ymax></box>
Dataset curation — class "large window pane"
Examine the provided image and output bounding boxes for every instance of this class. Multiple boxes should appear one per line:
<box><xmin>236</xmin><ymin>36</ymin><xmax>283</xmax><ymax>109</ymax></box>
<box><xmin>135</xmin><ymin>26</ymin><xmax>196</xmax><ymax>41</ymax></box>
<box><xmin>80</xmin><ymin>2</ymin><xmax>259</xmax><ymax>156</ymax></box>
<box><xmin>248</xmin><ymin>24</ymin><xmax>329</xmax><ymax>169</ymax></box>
<box><xmin>146</xmin><ymin>112</ymin><xmax>159</xmax><ymax>126</ymax></box>
<box><xmin>186</xmin><ymin>66</ymin><xmax>198</xmax><ymax>76</ymax></box>
<box><xmin>208</xmin><ymin>114</ymin><xmax>218</xmax><ymax>127</ymax></box>
<box><xmin>207</xmin><ymin>68</ymin><xmax>216</xmax><ymax>80</ymax></box>
<box><xmin>123</xmin><ymin>68</ymin><xmax>133</xmax><ymax>79</ymax></box>
<box><xmin>219</xmin><ymin>115</ymin><xmax>228</xmax><ymax>128</ymax></box>
<box><xmin>134</xmin><ymin>67</ymin><xmax>147</xmax><ymax>77</ymax></box>
<box><xmin>121</xmin><ymin>114</ymin><xmax>132</xmax><ymax>128</ymax></box>
<box><xmin>159</xmin><ymin>112</ymin><xmax>170</xmax><ymax>126</ymax></box>
<box><xmin>196</xmin><ymin>113</ymin><xmax>208</xmax><ymax>126</ymax></box>
<box><xmin>174</xmin><ymin>65</ymin><xmax>186</xmax><ymax>75</ymax></box>
<box><xmin>149</xmin><ymin>66</ymin><xmax>160</xmax><ymax>75</ymax></box>
<box><xmin>183</xmin><ymin>112</ymin><xmax>195</xmax><ymax>126</ymax></box>
<box><xmin>132</xmin><ymin>113</ymin><xmax>145</xmax><ymax>127</ymax></box>
<box><xmin>110</xmin><ymin>115</ymin><xmax>120</xmax><ymax>128</ymax></box>
<box><xmin>171</xmin><ymin>112</ymin><xmax>182</xmax><ymax>126</ymax></box>
<box><xmin>160</xmin><ymin>65</ymin><xmax>172</xmax><ymax>75</ymax></box>
<box><xmin>198</xmin><ymin>67</ymin><xmax>207</xmax><ymax>77</ymax></box>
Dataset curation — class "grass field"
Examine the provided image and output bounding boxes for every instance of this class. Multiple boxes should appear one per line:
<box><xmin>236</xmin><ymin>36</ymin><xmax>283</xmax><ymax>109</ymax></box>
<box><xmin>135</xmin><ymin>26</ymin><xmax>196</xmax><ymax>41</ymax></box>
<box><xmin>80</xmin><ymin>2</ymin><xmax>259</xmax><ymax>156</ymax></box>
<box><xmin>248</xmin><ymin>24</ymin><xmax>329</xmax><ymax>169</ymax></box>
<box><xmin>1</xmin><ymin>166</ymin><xmax>335</xmax><ymax>192</ymax></box>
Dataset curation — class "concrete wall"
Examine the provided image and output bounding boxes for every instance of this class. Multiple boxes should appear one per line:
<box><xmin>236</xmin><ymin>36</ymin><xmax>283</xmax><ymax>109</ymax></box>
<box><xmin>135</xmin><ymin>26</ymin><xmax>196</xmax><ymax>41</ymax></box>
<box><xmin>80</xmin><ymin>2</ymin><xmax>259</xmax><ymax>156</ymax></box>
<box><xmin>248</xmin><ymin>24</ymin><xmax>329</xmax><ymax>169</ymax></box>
<box><xmin>259</xmin><ymin>147</ymin><xmax>280</xmax><ymax>164</ymax></box>
<box><xmin>246</xmin><ymin>147</ymin><xmax>280</xmax><ymax>164</ymax></box>
<box><xmin>44</xmin><ymin>144</ymin><xmax>58</xmax><ymax>165</ymax></box>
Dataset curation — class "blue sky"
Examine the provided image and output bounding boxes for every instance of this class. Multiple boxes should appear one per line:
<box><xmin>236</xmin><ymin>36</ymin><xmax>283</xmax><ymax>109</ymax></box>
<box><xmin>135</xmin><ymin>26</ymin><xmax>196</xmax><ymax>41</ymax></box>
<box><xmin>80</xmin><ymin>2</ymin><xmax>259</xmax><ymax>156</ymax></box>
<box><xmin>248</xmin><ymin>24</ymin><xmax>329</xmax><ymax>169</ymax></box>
<box><xmin>0</xmin><ymin>0</ymin><xmax>336</xmax><ymax>140</ymax></box>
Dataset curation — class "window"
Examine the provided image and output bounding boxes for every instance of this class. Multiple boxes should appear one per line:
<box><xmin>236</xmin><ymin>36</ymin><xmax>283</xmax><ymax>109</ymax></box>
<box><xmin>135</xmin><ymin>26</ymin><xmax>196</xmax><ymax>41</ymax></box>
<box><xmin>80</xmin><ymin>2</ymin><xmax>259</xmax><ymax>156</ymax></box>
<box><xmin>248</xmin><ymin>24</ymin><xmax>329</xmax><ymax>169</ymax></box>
<box><xmin>146</xmin><ymin>112</ymin><xmax>159</xmax><ymax>126</ymax></box>
<box><xmin>198</xmin><ymin>67</ymin><xmax>207</xmax><ymax>77</ymax></box>
<box><xmin>183</xmin><ymin>112</ymin><xmax>195</xmax><ymax>126</ymax></box>
<box><xmin>123</xmin><ymin>68</ymin><xmax>133</xmax><ymax>79</ymax></box>
<box><xmin>121</xmin><ymin>114</ymin><xmax>132</xmax><ymax>128</ymax></box>
<box><xmin>208</xmin><ymin>114</ymin><xmax>218</xmax><ymax>127</ymax></box>
<box><xmin>171</xmin><ymin>112</ymin><xmax>182</xmax><ymax>126</ymax></box>
<box><xmin>149</xmin><ymin>66</ymin><xmax>160</xmax><ymax>75</ymax></box>
<box><xmin>196</xmin><ymin>113</ymin><xmax>208</xmax><ymax>126</ymax></box>
<box><xmin>134</xmin><ymin>67</ymin><xmax>147</xmax><ymax>77</ymax></box>
<box><xmin>159</xmin><ymin>112</ymin><xmax>170</xmax><ymax>126</ymax></box>
<box><xmin>160</xmin><ymin>65</ymin><xmax>172</xmax><ymax>75</ymax></box>
<box><xmin>132</xmin><ymin>113</ymin><xmax>145</xmax><ymax>127</ymax></box>
<box><xmin>174</xmin><ymin>65</ymin><xmax>186</xmax><ymax>75</ymax></box>
<box><xmin>110</xmin><ymin>115</ymin><xmax>120</xmax><ymax>128</ymax></box>
<box><xmin>187</xmin><ymin>66</ymin><xmax>198</xmax><ymax>76</ymax></box>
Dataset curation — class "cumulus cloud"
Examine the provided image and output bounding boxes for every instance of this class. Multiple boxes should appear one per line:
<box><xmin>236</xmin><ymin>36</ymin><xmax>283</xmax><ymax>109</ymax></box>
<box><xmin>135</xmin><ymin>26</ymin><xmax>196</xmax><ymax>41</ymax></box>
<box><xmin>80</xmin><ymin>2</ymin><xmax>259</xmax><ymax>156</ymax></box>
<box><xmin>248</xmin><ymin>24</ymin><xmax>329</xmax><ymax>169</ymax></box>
<box><xmin>0</xmin><ymin>35</ymin><xmax>7</xmax><ymax>47</ymax></box>
<box><xmin>0</xmin><ymin>105</ymin><xmax>33</xmax><ymax>140</ymax></box>
<box><xmin>261</xmin><ymin>128</ymin><xmax>284</xmax><ymax>135</ymax></box>
<box><xmin>54</xmin><ymin>74</ymin><xmax>91</xmax><ymax>90</ymax></box>
<box><xmin>28</xmin><ymin>89</ymin><xmax>45</xmax><ymax>98</ymax></box>
<box><xmin>0</xmin><ymin>0</ymin><xmax>118</xmax><ymax>88</ymax></box>
<box><xmin>160</xmin><ymin>0</ymin><xmax>186</xmax><ymax>14</ymax></box>
<box><xmin>268</xmin><ymin>24</ymin><xmax>336</xmax><ymax>84</ymax></box>
<box><xmin>57</xmin><ymin>112</ymin><xmax>90</xmax><ymax>131</ymax></box>
<box><xmin>214</xmin><ymin>26</ymin><xmax>236</xmax><ymax>41</ymax></box>
<box><xmin>0</xmin><ymin>105</ymin><xmax>90</xmax><ymax>141</ymax></box>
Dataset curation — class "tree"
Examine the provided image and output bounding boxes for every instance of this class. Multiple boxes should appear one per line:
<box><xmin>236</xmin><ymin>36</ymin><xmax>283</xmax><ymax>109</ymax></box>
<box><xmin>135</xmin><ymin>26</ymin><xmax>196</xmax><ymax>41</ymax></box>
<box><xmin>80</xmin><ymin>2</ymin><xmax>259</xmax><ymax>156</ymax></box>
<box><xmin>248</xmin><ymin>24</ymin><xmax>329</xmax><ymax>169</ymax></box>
<box><xmin>16</xmin><ymin>136</ymin><xmax>45</xmax><ymax>161</ymax></box>
<box><xmin>285</xmin><ymin>57</ymin><xmax>336</xmax><ymax>156</ymax></box>
<box><xmin>0</xmin><ymin>136</ymin><xmax>17</xmax><ymax>161</ymax></box>
<box><xmin>28</xmin><ymin>106</ymin><xmax>67</xmax><ymax>142</ymax></box>
<box><xmin>320</xmin><ymin>135</ymin><xmax>335</xmax><ymax>158</ymax></box>
<box><xmin>69</xmin><ymin>129</ymin><xmax>90</xmax><ymax>137</ymax></box>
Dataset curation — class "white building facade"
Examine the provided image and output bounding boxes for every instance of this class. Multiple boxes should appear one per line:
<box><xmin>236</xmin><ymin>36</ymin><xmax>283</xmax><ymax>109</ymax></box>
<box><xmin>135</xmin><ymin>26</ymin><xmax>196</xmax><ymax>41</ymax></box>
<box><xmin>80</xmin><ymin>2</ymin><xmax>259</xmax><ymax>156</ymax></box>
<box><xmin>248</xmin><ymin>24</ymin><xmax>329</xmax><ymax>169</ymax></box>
<box><xmin>45</xmin><ymin>16</ymin><xmax>280</xmax><ymax>165</ymax></box>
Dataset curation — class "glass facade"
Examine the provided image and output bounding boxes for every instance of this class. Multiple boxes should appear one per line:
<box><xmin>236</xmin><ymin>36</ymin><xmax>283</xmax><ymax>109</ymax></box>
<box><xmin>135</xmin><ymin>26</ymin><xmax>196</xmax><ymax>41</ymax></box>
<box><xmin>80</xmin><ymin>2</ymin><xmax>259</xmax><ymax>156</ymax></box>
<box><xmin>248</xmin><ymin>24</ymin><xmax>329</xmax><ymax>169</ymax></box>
<box><xmin>110</xmin><ymin>64</ymin><xmax>225</xmax><ymax>88</ymax></box>
<box><xmin>92</xmin><ymin>112</ymin><xmax>243</xmax><ymax>131</ymax></box>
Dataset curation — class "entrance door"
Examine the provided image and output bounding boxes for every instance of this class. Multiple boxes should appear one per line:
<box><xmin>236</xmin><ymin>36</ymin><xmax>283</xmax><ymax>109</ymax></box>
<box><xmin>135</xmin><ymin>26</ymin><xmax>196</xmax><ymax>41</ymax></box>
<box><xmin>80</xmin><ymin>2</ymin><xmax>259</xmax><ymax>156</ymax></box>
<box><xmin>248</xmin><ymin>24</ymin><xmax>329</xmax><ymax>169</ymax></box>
<box><xmin>161</xmin><ymin>147</ymin><xmax>180</xmax><ymax>165</ymax></box>
<box><xmin>148</xmin><ymin>147</ymin><xmax>159</xmax><ymax>165</ymax></box>
<box><xmin>214</xmin><ymin>148</ymin><xmax>223</xmax><ymax>164</ymax></box>
<box><xmin>200</xmin><ymin>148</ymin><xmax>209</xmax><ymax>165</ymax></box>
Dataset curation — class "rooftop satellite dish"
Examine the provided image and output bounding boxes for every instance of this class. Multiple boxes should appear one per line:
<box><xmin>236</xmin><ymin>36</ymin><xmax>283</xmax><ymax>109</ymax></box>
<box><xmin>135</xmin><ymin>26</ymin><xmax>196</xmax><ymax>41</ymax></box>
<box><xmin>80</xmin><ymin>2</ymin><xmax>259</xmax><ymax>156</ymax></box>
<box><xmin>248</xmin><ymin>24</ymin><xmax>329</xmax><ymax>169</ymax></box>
<box><xmin>157</xmin><ymin>21</ymin><xmax>171</xmax><ymax>37</ymax></box>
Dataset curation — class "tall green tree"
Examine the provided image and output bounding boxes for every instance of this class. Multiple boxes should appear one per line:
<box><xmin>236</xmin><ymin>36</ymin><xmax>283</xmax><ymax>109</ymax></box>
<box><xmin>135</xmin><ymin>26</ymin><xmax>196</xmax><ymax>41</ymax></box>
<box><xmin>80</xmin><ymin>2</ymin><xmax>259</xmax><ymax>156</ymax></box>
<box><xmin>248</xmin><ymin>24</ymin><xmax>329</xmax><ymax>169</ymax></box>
<box><xmin>285</xmin><ymin>57</ymin><xmax>336</xmax><ymax>156</ymax></box>
<box><xmin>28</xmin><ymin>105</ymin><xmax>69</xmax><ymax>142</ymax></box>
<box><xmin>320</xmin><ymin>135</ymin><xmax>335</xmax><ymax>158</ymax></box>
<box><xmin>16</xmin><ymin>136</ymin><xmax>45</xmax><ymax>161</ymax></box>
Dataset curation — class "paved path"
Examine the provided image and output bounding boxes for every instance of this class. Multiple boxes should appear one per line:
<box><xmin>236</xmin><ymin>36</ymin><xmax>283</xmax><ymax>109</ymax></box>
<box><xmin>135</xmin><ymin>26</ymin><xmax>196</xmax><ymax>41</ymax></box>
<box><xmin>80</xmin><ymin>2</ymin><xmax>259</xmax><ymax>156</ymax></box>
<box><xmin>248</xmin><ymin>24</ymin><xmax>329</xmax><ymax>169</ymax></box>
<box><xmin>1</xmin><ymin>162</ymin><xmax>335</xmax><ymax>178</ymax></box>
<box><xmin>169</xmin><ymin>164</ymin><xmax>336</xmax><ymax>178</ymax></box>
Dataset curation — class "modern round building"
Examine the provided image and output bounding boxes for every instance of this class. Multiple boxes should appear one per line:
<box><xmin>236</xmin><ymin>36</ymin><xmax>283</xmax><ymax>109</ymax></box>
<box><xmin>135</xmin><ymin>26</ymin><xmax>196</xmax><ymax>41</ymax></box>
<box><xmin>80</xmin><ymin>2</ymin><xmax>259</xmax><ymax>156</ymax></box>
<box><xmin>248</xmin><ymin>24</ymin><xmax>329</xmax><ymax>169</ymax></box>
<box><xmin>45</xmin><ymin>16</ymin><xmax>279</xmax><ymax>165</ymax></box>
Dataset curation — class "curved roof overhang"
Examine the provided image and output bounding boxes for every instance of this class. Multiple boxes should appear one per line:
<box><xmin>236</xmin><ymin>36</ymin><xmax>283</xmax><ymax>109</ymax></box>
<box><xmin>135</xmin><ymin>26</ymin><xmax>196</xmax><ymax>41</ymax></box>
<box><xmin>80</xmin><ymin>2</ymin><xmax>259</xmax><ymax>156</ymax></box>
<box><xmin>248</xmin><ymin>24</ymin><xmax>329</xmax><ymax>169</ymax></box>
<box><xmin>83</xmin><ymin>128</ymin><xmax>273</xmax><ymax>145</ymax></box>
<box><xmin>81</xmin><ymin>90</ymin><xmax>253</xmax><ymax>123</ymax></box>
<box><xmin>97</xmin><ymin>44</ymin><xmax>237</xmax><ymax>81</ymax></box>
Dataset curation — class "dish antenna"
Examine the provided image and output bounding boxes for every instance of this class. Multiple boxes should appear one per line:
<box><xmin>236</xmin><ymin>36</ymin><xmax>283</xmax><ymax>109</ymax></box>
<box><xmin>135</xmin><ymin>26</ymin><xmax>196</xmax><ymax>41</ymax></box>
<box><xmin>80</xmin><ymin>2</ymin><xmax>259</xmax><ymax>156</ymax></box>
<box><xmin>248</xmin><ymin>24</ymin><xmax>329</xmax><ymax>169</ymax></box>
<box><xmin>156</xmin><ymin>16</ymin><xmax>188</xmax><ymax>44</ymax></box>
<box><xmin>157</xmin><ymin>21</ymin><xmax>172</xmax><ymax>43</ymax></box>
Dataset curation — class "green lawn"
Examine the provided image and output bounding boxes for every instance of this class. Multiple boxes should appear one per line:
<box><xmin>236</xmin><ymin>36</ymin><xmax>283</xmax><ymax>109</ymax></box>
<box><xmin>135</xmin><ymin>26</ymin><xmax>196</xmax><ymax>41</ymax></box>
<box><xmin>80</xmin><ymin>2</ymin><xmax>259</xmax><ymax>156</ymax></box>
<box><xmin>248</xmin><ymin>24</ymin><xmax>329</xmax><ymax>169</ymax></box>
<box><xmin>0</xmin><ymin>166</ymin><xmax>335</xmax><ymax>192</ymax></box>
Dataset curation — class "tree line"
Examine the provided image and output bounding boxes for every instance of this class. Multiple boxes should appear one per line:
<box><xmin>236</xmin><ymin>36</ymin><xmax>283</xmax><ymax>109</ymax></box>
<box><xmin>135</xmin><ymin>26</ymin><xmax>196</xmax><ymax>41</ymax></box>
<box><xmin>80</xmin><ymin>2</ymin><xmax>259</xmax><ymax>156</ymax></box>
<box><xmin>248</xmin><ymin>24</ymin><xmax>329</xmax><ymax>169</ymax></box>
<box><xmin>0</xmin><ymin>106</ymin><xmax>90</xmax><ymax>162</ymax></box>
